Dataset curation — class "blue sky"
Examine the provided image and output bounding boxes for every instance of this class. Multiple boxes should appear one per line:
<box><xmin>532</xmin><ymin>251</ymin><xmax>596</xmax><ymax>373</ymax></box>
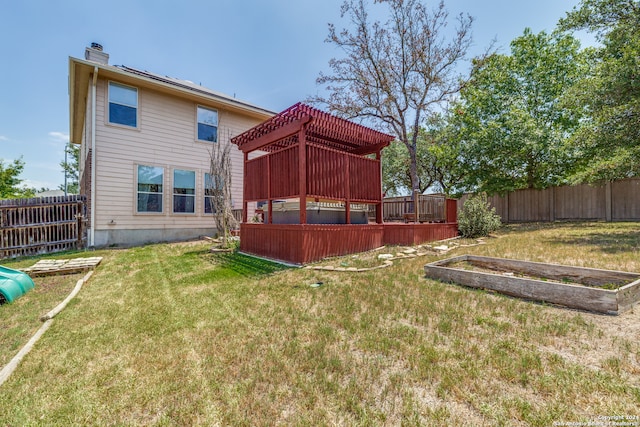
<box><xmin>0</xmin><ymin>0</ymin><xmax>592</xmax><ymax>191</ymax></box>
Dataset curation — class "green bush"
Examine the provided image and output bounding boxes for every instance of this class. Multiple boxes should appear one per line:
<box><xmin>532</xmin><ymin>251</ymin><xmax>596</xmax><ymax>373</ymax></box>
<box><xmin>458</xmin><ymin>193</ymin><xmax>502</xmax><ymax>238</ymax></box>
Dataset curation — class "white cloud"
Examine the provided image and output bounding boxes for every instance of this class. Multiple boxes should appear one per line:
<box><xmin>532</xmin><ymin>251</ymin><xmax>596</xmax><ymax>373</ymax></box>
<box><xmin>48</xmin><ymin>131</ymin><xmax>69</xmax><ymax>142</ymax></box>
<box><xmin>0</xmin><ymin>135</ymin><xmax>8</xmax><ymax>141</ymax></box>
<box><xmin>23</xmin><ymin>179</ymin><xmax>59</xmax><ymax>191</ymax></box>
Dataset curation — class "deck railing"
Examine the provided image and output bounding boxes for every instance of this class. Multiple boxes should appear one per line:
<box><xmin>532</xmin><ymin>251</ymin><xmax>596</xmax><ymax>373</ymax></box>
<box><xmin>382</xmin><ymin>194</ymin><xmax>447</xmax><ymax>222</ymax></box>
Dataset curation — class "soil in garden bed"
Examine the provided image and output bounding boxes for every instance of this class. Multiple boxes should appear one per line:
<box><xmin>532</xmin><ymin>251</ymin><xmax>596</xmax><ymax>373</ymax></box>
<box><xmin>446</xmin><ymin>260</ymin><xmax>625</xmax><ymax>290</ymax></box>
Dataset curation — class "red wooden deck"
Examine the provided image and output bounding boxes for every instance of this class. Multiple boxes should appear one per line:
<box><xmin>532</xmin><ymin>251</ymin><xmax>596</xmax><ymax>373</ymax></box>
<box><xmin>240</xmin><ymin>222</ymin><xmax>458</xmax><ymax>265</ymax></box>
<box><xmin>232</xmin><ymin>103</ymin><xmax>458</xmax><ymax>265</ymax></box>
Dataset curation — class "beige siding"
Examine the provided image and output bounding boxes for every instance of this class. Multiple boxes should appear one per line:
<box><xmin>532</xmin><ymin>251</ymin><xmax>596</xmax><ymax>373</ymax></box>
<box><xmin>78</xmin><ymin>77</ymin><xmax>93</xmax><ymax>179</ymax></box>
<box><xmin>92</xmin><ymin>77</ymin><xmax>266</xmax><ymax>234</ymax></box>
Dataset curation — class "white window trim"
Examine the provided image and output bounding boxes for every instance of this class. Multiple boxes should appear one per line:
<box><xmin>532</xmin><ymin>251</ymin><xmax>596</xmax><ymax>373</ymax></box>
<box><xmin>196</xmin><ymin>105</ymin><xmax>219</xmax><ymax>143</ymax></box>
<box><xmin>135</xmin><ymin>163</ymin><xmax>164</xmax><ymax>215</ymax></box>
<box><xmin>108</xmin><ymin>81</ymin><xmax>139</xmax><ymax>129</ymax></box>
<box><xmin>172</xmin><ymin>168</ymin><xmax>196</xmax><ymax>215</ymax></box>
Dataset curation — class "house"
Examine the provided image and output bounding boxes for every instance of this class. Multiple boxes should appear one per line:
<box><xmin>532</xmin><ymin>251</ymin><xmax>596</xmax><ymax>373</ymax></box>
<box><xmin>69</xmin><ymin>43</ymin><xmax>274</xmax><ymax>247</ymax></box>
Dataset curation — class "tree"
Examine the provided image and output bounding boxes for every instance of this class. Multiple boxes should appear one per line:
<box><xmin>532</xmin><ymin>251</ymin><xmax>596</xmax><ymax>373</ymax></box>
<box><xmin>0</xmin><ymin>157</ymin><xmax>35</xmax><ymax>199</ymax></box>
<box><xmin>312</xmin><ymin>0</ymin><xmax>474</xmax><ymax>193</ymax></box>
<box><xmin>381</xmin><ymin>129</ymin><xmax>437</xmax><ymax>195</ymax></box>
<box><xmin>59</xmin><ymin>143</ymin><xmax>80</xmax><ymax>194</ymax></box>
<box><xmin>381</xmin><ymin>113</ymin><xmax>462</xmax><ymax>195</ymax></box>
<box><xmin>559</xmin><ymin>0</ymin><xmax>640</xmax><ymax>182</ymax></box>
<box><xmin>425</xmin><ymin>111</ymin><xmax>468</xmax><ymax>196</ymax></box>
<box><xmin>208</xmin><ymin>139</ymin><xmax>237</xmax><ymax>248</ymax></box>
<box><xmin>449</xmin><ymin>29</ymin><xmax>586</xmax><ymax>195</ymax></box>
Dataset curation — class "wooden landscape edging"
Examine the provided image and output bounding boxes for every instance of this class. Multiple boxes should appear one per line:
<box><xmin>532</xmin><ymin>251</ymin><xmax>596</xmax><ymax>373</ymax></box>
<box><xmin>424</xmin><ymin>255</ymin><xmax>640</xmax><ymax>315</ymax></box>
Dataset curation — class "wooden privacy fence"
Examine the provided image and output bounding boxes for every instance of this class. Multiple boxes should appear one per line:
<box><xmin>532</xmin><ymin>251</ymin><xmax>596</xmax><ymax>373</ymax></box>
<box><xmin>460</xmin><ymin>178</ymin><xmax>640</xmax><ymax>223</ymax></box>
<box><xmin>0</xmin><ymin>195</ymin><xmax>87</xmax><ymax>259</ymax></box>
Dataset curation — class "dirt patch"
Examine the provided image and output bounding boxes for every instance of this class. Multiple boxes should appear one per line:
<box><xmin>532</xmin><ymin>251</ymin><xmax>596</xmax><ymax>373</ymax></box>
<box><xmin>447</xmin><ymin>260</ymin><xmax>626</xmax><ymax>290</ymax></box>
<box><xmin>543</xmin><ymin>306</ymin><xmax>640</xmax><ymax>388</ymax></box>
<box><xmin>588</xmin><ymin>306</ymin><xmax>640</xmax><ymax>342</ymax></box>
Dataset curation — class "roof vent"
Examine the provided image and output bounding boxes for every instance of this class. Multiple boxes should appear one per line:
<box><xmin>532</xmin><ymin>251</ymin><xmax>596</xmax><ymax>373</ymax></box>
<box><xmin>85</xmin><ymin>42</ymin><xmax>109</xmax><ymax>65</ymax></box>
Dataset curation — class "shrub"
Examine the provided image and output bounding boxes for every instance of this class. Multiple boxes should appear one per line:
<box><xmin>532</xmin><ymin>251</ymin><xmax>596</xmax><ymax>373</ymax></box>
<box><xmin>458</xmin><ymin>193</ymin><xmax>502</xmax><ymax>238</ymax></box>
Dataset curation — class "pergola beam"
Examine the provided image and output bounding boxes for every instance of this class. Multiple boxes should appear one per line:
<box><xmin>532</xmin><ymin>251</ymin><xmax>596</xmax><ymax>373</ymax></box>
<box><xmin>350</xmin><ymin>141</ymin><xmax>392</xmax><ymax>156</ymax></box>
<box><xmin>238</xmin><ymin>116</ymin><xmax>312</xmax><ymax>154</ymax></box>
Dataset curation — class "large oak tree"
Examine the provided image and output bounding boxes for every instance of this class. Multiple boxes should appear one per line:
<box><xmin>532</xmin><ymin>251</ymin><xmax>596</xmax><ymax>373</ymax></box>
<box><xmin>559</xmin><ymin>0</ymin><xmax>640</xmax><ymax>182</ymax></box>
<box><xmin>448</xmin><ymin>29</ymin><xmax>586</xmax><ymax>195</ymax></box>
<box><xmin>312</xmin><ymin>0</ymin><xmax>473</xmax><ymax>194</ymax></box>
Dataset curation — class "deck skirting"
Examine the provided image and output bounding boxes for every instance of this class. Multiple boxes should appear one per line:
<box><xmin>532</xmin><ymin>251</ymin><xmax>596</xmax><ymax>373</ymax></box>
<box><xmin>240</xmin><ymin>222</ymin><xmax>458</xmax><ymax>264</ymax></box>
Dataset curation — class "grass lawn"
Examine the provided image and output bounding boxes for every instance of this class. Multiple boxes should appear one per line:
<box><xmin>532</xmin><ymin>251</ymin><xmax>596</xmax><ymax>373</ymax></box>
<box><xmin>0</xmin><ymin>222</ymin><xmax>639</xmax><ymax>426</ymax></box>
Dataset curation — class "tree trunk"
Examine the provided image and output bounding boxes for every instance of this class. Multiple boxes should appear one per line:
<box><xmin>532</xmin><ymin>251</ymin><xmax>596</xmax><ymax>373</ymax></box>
<box><xmin>407</xmin><ymin>143</ymin><xmax>420</xmax><ymax>193</ymax></box>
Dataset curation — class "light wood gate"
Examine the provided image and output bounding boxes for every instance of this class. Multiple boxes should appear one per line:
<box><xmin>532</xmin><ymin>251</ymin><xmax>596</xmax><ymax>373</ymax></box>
<box><xmin>0</xmin><ymin>195</ymin><xmax>87</xmax><ymax>259</ymax></box>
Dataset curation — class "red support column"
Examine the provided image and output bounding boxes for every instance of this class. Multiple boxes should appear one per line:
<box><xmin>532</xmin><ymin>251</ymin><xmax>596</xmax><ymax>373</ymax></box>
<box><xmin>345</xmin><ymin>153</ymin><xmax>351</xmax><ymax>224</ymax></box>
<box><xmin>376</xmin><ymin>150</ymin><xmax>383</xmax><ymax>224</ymax></box>
<box><xmin>446</xmin><ymin>198</ymin><xmax>458</xmax><ymax>223</ymax></box>
<box><xmin>242</xmin><ymin>152</ymin><xmax>248</xmax><ymax>223</ymax></box>
<box><xmin>267</xmin><ymin>154</ymin><xmax>272</xmax><ymax>224</ymax></box>
<box><xmin>298</xmin><ymin>129</ymin><xmax>307</xmax><ymax>224</ymax></box>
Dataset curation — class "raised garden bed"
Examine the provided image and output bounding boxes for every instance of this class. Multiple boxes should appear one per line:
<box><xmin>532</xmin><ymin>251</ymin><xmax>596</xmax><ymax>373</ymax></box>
<box><xmin>424</xmin><ymin>255</ymin><xmax>640</xmax><ymax>315</ymax></box>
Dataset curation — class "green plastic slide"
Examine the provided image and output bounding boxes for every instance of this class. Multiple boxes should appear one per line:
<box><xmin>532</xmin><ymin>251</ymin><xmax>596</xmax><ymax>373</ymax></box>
<box><xmin>0</xmin><ymin>266</ymin><xmax>35</xmax><ymax>304</ymax></box>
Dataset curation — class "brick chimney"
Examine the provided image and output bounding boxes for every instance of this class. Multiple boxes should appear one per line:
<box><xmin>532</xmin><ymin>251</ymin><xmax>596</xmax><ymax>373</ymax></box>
<box><xmin>85</xmin><ymin>42</ymin><xmax>109</xmax><ymax>65</ymax></box>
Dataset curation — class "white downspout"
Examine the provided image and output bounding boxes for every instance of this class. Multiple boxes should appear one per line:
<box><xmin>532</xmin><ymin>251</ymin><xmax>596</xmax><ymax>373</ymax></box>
<box><xmin>90</xmin><ymin>66</ymin><xmax>98</xmax><ymax>247</ymax></box>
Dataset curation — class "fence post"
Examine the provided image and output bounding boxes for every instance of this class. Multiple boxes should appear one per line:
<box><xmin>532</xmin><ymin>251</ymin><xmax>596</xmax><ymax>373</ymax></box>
<box><xmin>605</xmin><ymin>181</ymin><xmax>612</xmax><ymax>222</ymax></box>
<box><xmin>549</xmin><ymin>186</ymin><xmax>555</xmax><ymax>222</ymax></box>
<box><xmin>77</xmin><ymin>199</ymin><xmax>84</xmax><ymax>249</ymax></box>
<box><xmin>414</xmin><ymin>189</ymin><xmax>420</xmax><ymax>223</ymax></box>
<box><xmin>505</xmin><ymin>192</ymin><xmax>510</xmax><ymax>223</ymax></box>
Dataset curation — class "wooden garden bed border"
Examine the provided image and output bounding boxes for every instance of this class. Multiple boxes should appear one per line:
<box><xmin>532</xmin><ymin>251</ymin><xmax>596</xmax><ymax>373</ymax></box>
<box><xmin>424</xmin><ymin>255</ymin><xmax>640</xmax><ymax>315</ymax></box>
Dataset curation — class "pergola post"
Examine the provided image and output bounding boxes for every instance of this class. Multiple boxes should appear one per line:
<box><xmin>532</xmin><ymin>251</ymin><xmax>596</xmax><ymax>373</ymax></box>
<box><xmin>267</xmin><ymin>154</ymin><xmax>272</xmax><ymax>224</ymax></box>
<box><xmin>298</xmin><ymin>128</ymin><xmax>307</xmax><ymax>224</ymax></box>
<box><xmin>344</xmin><ymin>154</ymin><xmax>351</xmax><ymax>224</ymax></box>
<box><xmin>376</xmin><ymin>150</ymin><xmax>383</xmax><ymax>224</ymax></box>
<box><xmin>242</xmin><ymin>152</ymin><xmax>248</xmax><ymax>223</ymax></box>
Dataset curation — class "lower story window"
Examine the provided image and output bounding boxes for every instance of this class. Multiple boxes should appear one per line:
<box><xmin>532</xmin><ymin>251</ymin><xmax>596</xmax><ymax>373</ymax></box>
<box><xmin>137</xmin><ymin>165</ymin><xmax>163</xmax><ymax>213</ymax></box>
<box><xmin>204</xmin><ymin>172</ymin><xmax>224</xmax><ymax>214</ymax></box>
<box><xmin>174</xmin><ymin>169</ymin><xmax>195</xmax><ymax>213</ymax></box>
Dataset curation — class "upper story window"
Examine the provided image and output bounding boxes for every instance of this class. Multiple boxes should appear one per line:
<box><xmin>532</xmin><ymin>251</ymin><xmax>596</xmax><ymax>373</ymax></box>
<box><xmin>197</xmin><ymin>106</ymin><xmax>218</xmax><ymax>142</ymax></box>
<box><xmin>109</xmin><ymin>82</ymin><xmax>138</xmax><ymax>127</ymax></box>
<box><xmin>173</xmin><ymin>169</ymin><xmax>195</xmax><ymax>214</ymax></box>
<box><xmin>137</xmin><ymin>165</ymin><xmax>163</xmax><ymax>213</ymax></box>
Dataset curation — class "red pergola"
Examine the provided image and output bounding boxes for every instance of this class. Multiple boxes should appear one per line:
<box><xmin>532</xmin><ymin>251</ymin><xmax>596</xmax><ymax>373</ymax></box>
<box><xmin>231</xmin><ymin>102</ymin><xmax>458</xmax><ymax>264</ymax></box>
<box><xmin>232</xmin><ymin>102</ymin><xmax>394</xmax><ymax>225</ymax></box>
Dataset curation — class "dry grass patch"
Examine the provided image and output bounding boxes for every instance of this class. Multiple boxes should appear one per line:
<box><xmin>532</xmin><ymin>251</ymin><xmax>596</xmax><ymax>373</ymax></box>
<box><xmin>0</xmin><ymin>251</ymin><xmax>112</xmax><ymax>369</ymax></box>
<box><xmin>0</xmin><ymin>223</ymin><xmax>639</xmax><ymax>426</ymax></box>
